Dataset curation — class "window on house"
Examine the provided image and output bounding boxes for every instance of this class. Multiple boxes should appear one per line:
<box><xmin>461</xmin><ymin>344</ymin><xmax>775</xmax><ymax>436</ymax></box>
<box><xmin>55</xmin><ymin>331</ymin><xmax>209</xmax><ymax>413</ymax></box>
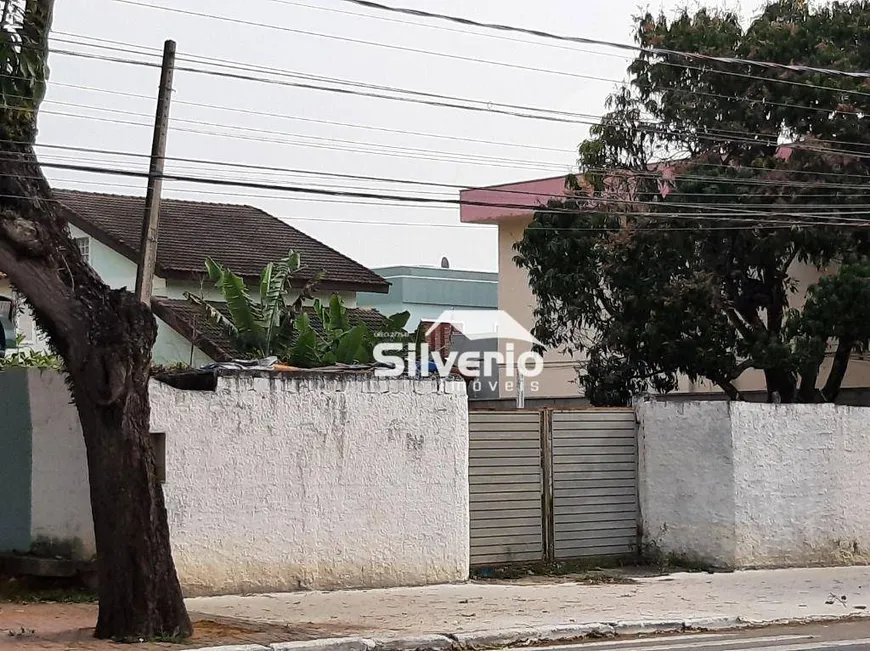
<box><xmin>74</xmin><ymin>237</ymin><xmax>90</xmax><ymax>264</ymax></box>
<box><xmin>151</xmin><ymin>432</ymin><xmax>166</xmax><ymax>483</ymax></box>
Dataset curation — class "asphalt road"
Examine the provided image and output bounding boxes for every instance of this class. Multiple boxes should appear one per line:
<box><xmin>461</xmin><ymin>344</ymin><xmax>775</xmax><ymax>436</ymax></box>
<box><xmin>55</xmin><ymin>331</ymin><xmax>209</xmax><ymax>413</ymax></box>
<box><xmin>548</xmin><ymin>621</ymin><xmax>870</xmax><ymax>650</ymax></box>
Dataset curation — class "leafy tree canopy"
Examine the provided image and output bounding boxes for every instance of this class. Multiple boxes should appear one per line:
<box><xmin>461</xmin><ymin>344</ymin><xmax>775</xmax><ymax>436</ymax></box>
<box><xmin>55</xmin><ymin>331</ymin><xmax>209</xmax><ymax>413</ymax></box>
<box><xmin>514</xmin><ymin>0</ymin><xmax>870</xmax><ymax>405</ymax></box>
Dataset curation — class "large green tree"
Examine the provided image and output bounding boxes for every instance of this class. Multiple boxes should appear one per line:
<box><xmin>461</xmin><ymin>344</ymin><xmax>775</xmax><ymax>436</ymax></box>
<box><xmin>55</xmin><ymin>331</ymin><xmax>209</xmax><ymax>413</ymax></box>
<box><xmin>0</xmin><ymin>0</ymin><xmax>190</xmax><ymax>639</ymax></box>
<box><xmin>514</xmin><ymin>0</ymin><xmax>870</xmax><ymax>405</ymax></box>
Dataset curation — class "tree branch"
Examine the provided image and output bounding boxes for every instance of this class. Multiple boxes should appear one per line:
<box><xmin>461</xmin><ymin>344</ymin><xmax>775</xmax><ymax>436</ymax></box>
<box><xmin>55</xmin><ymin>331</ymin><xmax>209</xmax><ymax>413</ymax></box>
<box><xmin>0</xmin><ymin>238</ymin><xmax>81</xmax><ymax>343</ymax></box>
<box><xmin>714</xmin><ymin>376</ymin><xmax>745</xmax><ymax>401</ymax></box>
<box><xmin>821</xmin><ymin>338</ymin><xmax>854</xmax><ymax>403</ymax></box>
<box><xmin>725</xmin><ymin>306</ymin><xmax>754</xmax><ymax>340</ymax></box>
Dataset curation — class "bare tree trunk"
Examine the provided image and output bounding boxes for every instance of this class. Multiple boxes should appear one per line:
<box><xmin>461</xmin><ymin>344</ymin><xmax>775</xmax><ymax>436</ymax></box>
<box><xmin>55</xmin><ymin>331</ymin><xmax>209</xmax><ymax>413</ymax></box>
<box><xmin>0</xmin><ymin>104</ymin><xmax>191</xmax><ymax>643</ymax></box>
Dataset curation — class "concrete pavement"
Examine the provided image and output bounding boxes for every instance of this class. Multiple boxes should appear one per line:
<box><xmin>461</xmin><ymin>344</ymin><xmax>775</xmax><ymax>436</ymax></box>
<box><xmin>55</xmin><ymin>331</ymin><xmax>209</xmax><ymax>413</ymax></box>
<box><xmin>489</xmin><ymin>620</ymin><xmax>870</xmax><ymax>649</ymax></box>
<box><xmin>187</xmin><ymin>566</ymin><xmax>870</xmax><ymax>641</ymax></box>
<box><xmin>187</xmin><ymin>620</ymin><xmax>870</xmax><ymax>650</ymax></box>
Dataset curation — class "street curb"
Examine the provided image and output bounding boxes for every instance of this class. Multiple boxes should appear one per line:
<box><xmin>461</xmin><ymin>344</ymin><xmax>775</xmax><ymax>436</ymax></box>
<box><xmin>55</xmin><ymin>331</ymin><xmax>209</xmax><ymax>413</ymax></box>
<box><xmin>737</xmin><ymin>612</ymin><xmax>870</xmax><ymax>628</ymax></box>
<box><xmin>182</xmin><ymin>612</ymin><xmax>870</xmax><ymax>651</ymax></box>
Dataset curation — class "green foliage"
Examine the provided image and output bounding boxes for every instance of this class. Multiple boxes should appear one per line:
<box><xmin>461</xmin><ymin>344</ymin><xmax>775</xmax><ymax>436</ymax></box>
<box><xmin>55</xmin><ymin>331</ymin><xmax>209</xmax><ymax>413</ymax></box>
<box><xmin>289</xmin><ymin>294</ymin><xmax>413</xmax><ymax>367</ymax></box>
<box><xmin>190</xmin><ymin>254</ymin><xmax>415</xmax><ymax>367</ymax></box>
<box><xmin>186</xmin><ymin>251</ymin><xmax>306</xmax><ymax>359</ymax></box>
<box><xmin>514</xmin><ymin>1</ymin><xmax>870</xmax><ymax>405</ymax></box>
<box><xmin>0</xmin><ymin>0</ymin><xmax>52</xmax><ymax>138</ymax></box>
<box><xmin>0</xmin><ymin>334</ymin><xmax>61</xmax><ymax>370</ymax></box>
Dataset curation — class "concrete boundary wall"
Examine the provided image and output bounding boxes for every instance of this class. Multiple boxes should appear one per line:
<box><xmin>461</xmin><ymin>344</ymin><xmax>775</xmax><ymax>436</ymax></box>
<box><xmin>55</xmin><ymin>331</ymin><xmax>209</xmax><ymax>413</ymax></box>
<box><xmin>152</xmin><ymin>374</ymin><xmax>470</xmax><ymax>595</ymax></box>
<box><xmin>0</xmin><ymin>370</ymin><xmax>470</xmax><ymax>595</ymax></box>
<box><xmin>0</xmin><ymin>369</ymin><xmax>94</xmax><ymax>559</ymax></box>
<box><xmin>638</xmin><ymin>400</ymin><xmax>870</xmax><ymax>568</ymax></box>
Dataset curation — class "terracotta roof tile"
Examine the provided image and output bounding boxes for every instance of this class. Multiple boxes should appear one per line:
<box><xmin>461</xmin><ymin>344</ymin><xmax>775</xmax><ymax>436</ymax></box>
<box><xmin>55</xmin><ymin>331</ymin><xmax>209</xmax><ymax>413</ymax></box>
<box><xmin>55</xmin><ymin>189</ymin><xmax>388</xmax><ymax>292</ymax></box>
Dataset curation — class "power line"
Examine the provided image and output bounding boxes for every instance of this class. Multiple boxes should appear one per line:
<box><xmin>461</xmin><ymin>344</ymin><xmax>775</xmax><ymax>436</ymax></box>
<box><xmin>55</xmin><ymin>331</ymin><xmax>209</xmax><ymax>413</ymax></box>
<box><xmin>18</xmin><ymin>139</ymin><xmax>870</xmax><ymax>203</ymax></box>
<box><xmin>336</xmin><ymin>0</ymin><xmax>870</xmax><ymax>79</ymax></box>
<box><xmin>12</xmin><ymin>185</ymin><xmax>858</xmax><ymax>232</ymax></box>
<box><xmin>6</xmin><ymin>155</ymin><xmax>870</xmax><ymax>227</ymax></box>
<box><xmin>9</xmin><ymin>178</ymin><xmax>867</xmax><ymax>232</ymax></box>
<box><xmin>32</xmin><ymin>34</ymin><xmax>870</xmax><ymax>154</ymax></box>
<box><xmin>0</xmin><ymin>146</ymin><xmax>829</xmax><ymax>231</ymax></box>
<box><xmin>170</xmin><ymin>98</ymin><xmax>577</xmax><ymax>154</ymax></box>
<box><xmin>259</xmin><ymin>0</ymin><xmax>631</xmax><ymax>60</ymax></box>
<box><xmin>5</xmin><ymin>146</ymin><xmax>867</xmax><ymax>227</ymax></box>
<box><xmin>84</xmin><ymin>7</ymin><xmax>870</xmax><ymax>111</ymax></box>
<box><xmin>50</xmin><ymin>46</ymin><xmax>604</xmax><ymax>126</ymax></box>
<box><xmin>170</xmin><ymin>38</ymin><xmax>868</xmax><ymax>119</ymax></box>
<box><xmin>55</xmin><ymin>182</ymin><xmax>870</xmax><ymax>230</ymax></box>
<box><xmin>56</xmin><ymin>29</ymin><xmax>870</xmax><ymax>125</ymax></box>
<box><xmin>279</xmin><ymin>0</ymin><xmax>870</xmax><ymax>108</ymax></box>
<box><xmin>42</xmin><ymin>149</ymin><xmax>870</xmax><ymax>214</ymax></box>
<box><xmin>35</xmin><ymin>98</ymin><xmax>571</xmax><ymax>170</ymax></box>
<box><xmin>38</xmin><ymin>45</ymin><xmax>870</xmax><ymax>162</ymax></box>
<box><xmin>32</xmin><ymin>102</ymin><xmax>870</xmax><ymax>183</ymax></box>
<box><xmin>0</xmin><ymin>67</ymin><xmax>577</xmax><ymax>156</ymax></box>
<box><xmin>36</xmin><ymin>108</ymin><xmax>573</xmax><ymax>172</ymax></box>
<box><xmin>106</xmin><ymin>0</ymin><xmax>628</xmax><ymax>90</ymax></box>
<box><xmin>22</xmin><ymin>62</ymin><xmax>870</xmax><ymax>169</ymax></box>
<box><xmin>13</xmin><ymin>136</ymin><xmax>870</xmax><ymax>209</ymax></box>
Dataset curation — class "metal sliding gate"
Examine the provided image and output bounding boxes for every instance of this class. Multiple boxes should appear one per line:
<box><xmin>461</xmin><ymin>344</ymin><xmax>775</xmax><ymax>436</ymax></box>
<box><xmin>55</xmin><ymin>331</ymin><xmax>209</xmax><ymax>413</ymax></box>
<box><xmin>468</xmin><ymin>409</ymin><xmax>638</xmax><ymax>565</ymax></box>
<box><xmin>468</xmin><ymin>411</ymin><xmax>545</xmax><ymax>566</ymax></box>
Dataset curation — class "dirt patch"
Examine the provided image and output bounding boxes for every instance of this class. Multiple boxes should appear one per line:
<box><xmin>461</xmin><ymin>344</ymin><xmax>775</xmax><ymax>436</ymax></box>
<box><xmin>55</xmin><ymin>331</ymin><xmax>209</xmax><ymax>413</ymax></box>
<box><xmin>0</xmin><ymin>603</ymin><xmax>314</xmax><ymax>649</ymax></box>
<box><xmin>470</xmin><ymin>559</ymin><xmax>651</xmax><ymax>585</ymax></box>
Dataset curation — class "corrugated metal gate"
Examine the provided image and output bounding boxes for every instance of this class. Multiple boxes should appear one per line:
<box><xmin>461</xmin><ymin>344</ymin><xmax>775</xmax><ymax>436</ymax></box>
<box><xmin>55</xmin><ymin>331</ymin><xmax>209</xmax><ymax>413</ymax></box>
<box><xmin>468</xmin><ymin>409</ymin><xmax>637</xmax><ymax>565</ymax></box>
<box><xmin>468</xmin><ymin>411</ymin><xmax>544</xmax><ymax>565</ymax></box>
<box><xmin>551</xmin><ymin>410</ymin><xmax>638</xmax><ymax>559</ymax></box>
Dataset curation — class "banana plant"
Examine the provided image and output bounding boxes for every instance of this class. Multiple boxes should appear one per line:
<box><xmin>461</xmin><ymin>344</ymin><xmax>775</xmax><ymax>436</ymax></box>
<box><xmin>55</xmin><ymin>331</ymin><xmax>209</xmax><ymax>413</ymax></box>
<box><xmin>288</xmin><ymin>294</ymin><xmax>414</xmax><ymax>366</ymax></box>
<box><xmin>185</xmin><ymin>251</ymin><xmax>320</xmax><ymax>359</ymax></box>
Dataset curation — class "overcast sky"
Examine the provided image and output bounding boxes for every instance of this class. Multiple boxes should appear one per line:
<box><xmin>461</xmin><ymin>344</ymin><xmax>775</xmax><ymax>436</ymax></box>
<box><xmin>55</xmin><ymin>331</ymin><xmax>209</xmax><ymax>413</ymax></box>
<box><xmin>38</xmin><ymin>0</ymin><xmax>748</xmax><ymax>272</ymax></box>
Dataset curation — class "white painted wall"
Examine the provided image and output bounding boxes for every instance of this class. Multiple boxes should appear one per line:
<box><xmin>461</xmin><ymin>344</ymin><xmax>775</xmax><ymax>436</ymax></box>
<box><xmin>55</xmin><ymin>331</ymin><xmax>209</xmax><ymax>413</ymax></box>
<box><xmin>638</xmin><ymin>400</ymin><xmax>870</xmax><ymax>568</ymax></box>
<box><xmin>150</xmin><ymin>374</ymin><xmax>469</xmax><ymax>596</ymax></box>
<box><xmin>637</xmin><ymin>401</ymin><xmax>735</xmax><ymax>567</ymax></box>
<box><xmin>730</xmin><ymin>402</ymin><xmax>870</xmax><ymax>567</ymax></box>
<box><xmin>153</xmin><ymin>319</ymin><xmax>214</xmax><ymax>368</ymax></box>
<box><xmin>20</xmin><ymin>371</ymin><xmax>469</xmax><ymax>594</ymax></box>
<box><xmin>26</xmin><ymin>370</ymin><xmax>95</xmax><ymax>560</ymax></box>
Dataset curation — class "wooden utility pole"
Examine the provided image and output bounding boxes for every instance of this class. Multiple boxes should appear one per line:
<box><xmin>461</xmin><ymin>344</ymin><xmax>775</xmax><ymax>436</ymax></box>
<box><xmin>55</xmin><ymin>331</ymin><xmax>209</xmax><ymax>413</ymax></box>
<box><xmin>135</xmin><ymin>39</ymin><xmax>176</xmax><ymax>304</ymax></box>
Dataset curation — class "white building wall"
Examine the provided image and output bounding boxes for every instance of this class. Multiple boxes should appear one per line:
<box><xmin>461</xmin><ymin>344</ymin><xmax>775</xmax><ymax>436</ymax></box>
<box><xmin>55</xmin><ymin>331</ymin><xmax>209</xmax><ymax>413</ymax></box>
<box><xmin>638</xmin><ymin>400</ymin><xmax>870</xmax><ymax>568</ymax></box>
<box><xmin>153</xmin><ymin>319</ymin><xmax>214</xmax><ymax>367</ymax></box>
<box><xmin>150</xmin><ymin>374</ymin><xmax>469</xmax><ymax>596</ymax></box>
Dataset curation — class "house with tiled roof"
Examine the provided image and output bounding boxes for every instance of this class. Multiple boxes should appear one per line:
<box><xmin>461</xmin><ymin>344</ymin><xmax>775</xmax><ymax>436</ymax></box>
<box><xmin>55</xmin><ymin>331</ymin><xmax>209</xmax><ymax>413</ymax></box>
<box><xmin>0</xmin><ymin>190</ymin><xmax>389</xmax><ymax>365</ymax></box>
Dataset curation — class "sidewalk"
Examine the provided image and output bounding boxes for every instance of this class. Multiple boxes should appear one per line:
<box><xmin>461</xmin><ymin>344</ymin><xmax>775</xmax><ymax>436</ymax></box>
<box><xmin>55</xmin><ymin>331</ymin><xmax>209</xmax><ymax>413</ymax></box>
<box><xmin>187</xmin><ymin>566</ymin><xmax>870</xmax><ymax>640</ymax></box>
<box><xmin>4</xmin><ymin>566</ymin><xmax>870</xmax><ymax>649</ymax></box>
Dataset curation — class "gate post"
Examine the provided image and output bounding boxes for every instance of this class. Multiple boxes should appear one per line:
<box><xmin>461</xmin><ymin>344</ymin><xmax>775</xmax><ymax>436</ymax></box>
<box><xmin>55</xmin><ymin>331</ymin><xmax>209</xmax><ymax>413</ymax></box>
<box><xmin>541</xmin><ymin>408</ymin><xmax>555</xmax><ymax>562</ymax></box>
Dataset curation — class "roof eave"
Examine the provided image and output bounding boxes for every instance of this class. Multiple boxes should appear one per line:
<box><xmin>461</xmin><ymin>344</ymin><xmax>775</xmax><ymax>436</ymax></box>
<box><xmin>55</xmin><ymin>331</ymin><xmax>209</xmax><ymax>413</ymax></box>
<box><xmin>151</xmin><ymin>298</ymin><xmax>235</xmax><ymax>362</ymax></box>
<box><xmin>157</xmin><ymin>268</ymin><xmax>390</xmax><ymax>294</ymax></box>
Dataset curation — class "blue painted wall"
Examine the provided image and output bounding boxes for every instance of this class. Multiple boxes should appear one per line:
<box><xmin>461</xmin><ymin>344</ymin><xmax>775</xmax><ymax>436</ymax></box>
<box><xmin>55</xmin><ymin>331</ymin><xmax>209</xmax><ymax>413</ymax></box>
<box><xmin>357</xmin><ymin>266</ymin><xmax>498</xmax><ymax>330</ymax></box>
<box><xmin>0</xmin><ymin>370</ymin><xmax>32</xmax><ymax>552</ymax></box>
